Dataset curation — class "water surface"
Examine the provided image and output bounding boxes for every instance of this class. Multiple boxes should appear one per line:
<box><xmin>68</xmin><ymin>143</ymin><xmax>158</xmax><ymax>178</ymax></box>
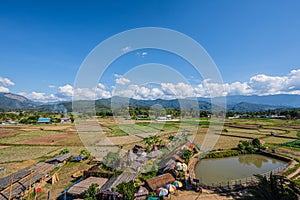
<box><xmin>195</xmin><ymin>154</ymin><xmax>288</xmax><ymax>185</ymax></box>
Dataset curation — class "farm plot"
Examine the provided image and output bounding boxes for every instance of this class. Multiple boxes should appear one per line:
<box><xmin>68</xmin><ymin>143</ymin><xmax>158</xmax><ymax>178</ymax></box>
<box><xmin>0</xmin><ymin>146</ymin><xmax>60</xmax><ymax>163</ymax></box>
<box><xmin>0</xmin><ymin>128</ymin><xmax>21</xmax><ymax>138</ymax></box>
<box><xmin>18</xmin><ymin>132</ymin><xmax>77</xmax><ymax>145</ymax></box>
<box><xmin>0</xmin><ymin>130</ymin><xmax>64</xmax><ymax>144</ymax></box>
<box><xmin>105</xmin><ymin>122</ymin><xmax>182</xmax><ymax>137</ymax></box>
<box><xmin>263</xmin><ymin>136</ymin><xmax>295</xmax><ymax>145</ymax></box>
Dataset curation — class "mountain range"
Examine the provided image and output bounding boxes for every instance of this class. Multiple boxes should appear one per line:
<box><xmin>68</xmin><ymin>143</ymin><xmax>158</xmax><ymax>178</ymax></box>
<box><xmin>0</xmin><ymin>92</ymin><xmax>299</xmax><ymax>112</ymax></box>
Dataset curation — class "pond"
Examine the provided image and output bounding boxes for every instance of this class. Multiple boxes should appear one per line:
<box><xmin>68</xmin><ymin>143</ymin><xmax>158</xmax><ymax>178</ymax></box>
<box><xmin>195</xmin><ymin>154</ymin><xmax>288</xmax><ymax>185</ymax></box>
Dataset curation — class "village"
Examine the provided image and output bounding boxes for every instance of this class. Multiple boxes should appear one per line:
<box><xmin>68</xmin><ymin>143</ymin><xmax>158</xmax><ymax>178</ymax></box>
<box><xmin>1</xmin><ymin>113</ymin><xmax>300</xmax><ymax>200</ymax></box>
<box><xmin>0</xmin><ymin>128</ymin><xmax>203</xmax><ymax>200</ymax></box>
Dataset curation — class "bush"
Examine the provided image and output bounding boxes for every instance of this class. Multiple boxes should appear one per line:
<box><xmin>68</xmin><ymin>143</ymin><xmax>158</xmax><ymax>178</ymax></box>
<box><xmin>204</xmin><ymin>150</ymin><xmax>240</xmax><ymax>159</ymax></box>
<box><xmin>115</xmin><ymin>181</ymin><xmax>135</xmax><ymax>200</ymax></box>
<box><xmin>84</xmin><ymin>183</ymin><xmax>99</xmax><ymax>200</ymax></box>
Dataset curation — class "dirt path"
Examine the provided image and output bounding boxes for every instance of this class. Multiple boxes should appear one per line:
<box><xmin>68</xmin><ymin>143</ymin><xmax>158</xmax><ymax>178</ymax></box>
<box><xmin>172</xmin><ymin>190</ymin><xmax>235</xmax><ymax>200</ymax></box>
<box><xmin>287</xmin><ymin>160</ymin><xmax>300</xmax><ymax>179</ymax></box>
<box><xmin>187</xmin><ymin>152</ymin><xmax>201</xmax><ymax>180</ymax></box>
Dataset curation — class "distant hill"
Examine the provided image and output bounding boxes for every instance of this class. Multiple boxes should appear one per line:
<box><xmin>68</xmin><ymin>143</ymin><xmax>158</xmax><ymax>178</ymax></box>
<box><xmin>0</xmin><ymin>93</ymin><xmax>37</xmax><ymax>110</ymax></box>
<box><xmin>211</xmin><ymin>94</ymin><xmax>300</xmax><ymax>108</ymax></box>
<box><xmin>227</xmin><ymin>102</ymin><xmax>289</xmax><ymax>112</ymax></box>
<box><xmin>1</xmin><ymin>92</ymin><xmax>300</xmax><ymax>112</ymax></box>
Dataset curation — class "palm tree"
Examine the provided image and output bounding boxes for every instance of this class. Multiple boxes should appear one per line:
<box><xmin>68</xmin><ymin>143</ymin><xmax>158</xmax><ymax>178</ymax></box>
<box><xmin>244</xmin><ymin>173</ymin><xmax>300</xmax><ymax>200</ymax></box>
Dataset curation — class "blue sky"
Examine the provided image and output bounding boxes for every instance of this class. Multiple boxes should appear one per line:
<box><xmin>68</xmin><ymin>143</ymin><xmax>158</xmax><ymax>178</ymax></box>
<box><xmin>1</xmin><ymin>0</ymin><xmax>300</xmax><ymax>101</ymax></box>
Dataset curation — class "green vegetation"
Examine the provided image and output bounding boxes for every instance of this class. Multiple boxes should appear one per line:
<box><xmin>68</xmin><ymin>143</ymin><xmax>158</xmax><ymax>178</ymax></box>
<box><xmin>80</xmin><ymin>149</ymin><xmax>91</xmax><ymax>158</ymax></box>
<box><xmin>115</xmin><ymin>180</ymin><xmax>136</xmax><ymax>200</ymax></box>
<box><xmin>244</xmin><ymin>173</ymin><xmax>300</xmax><ymax>200</ymax></box>
<box><xmin>204</xmin><ymin>149</ymin><xmax>240</xmax><ymax>159</ymax></box>
<box><xmin>84</xmin><ymin>183</ymin><xmax>99</xmax><ymax>200</ymax></box>
<box><xmin>59</xmin><ymin>148</ymin><xmax>70</xmax><ymax>155</ymax></box>
<box><xmin>282</xmin><ymin>140</ymin><xmax>300</xmax><ymax>149</ymax></box>
<box><xmin>144</xmin><ymin>135</ymin><xmax>163</xmax><ymax>151</ymax></box>
<box><xmin>103</xmin><ymin>151</ymin><xmax>122</xmax><ymax>169</ymax></box>
<box><xmin>182</xmin><ymin>149</ymin><xmax>193</xmax><ymax>163</ymax></box>
<box><xmin>282</xmin><ymin>163</ymin><xmax>300</xmax><ymax>177</ymax></box>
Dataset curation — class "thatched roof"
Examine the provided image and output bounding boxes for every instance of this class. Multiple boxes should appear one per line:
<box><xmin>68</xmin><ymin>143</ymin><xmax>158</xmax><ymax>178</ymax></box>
<box><xmin>145</xmin><ymin>173</ymin><xmax>175</xmax><ymax>191</ymax></box>
<box><xmin>182</xmin><ymin>141</ymin><xmax>195</xmax><ymax>151</ymax></box>
<box><xmin>67</xmin><ymin>177</ymin><xmax>108</xmax><ymax>196</ymax></box>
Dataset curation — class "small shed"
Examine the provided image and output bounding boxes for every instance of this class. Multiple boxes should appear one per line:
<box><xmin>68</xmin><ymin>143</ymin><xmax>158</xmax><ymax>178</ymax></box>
<box><xmin>61</xmin><ymin>117</ymin><xmax>72</xmax><ymax>123</ymax></box>
<box><xmin>37</xmin><ymin>118</ymin><xmax>51</xmax><ymax>124</ymax></box>
<box><xmin>46</xmin><ymin>153</ymin><xmax>71</xmax><ymax>166</ymax></box>
<box><xmin>67</xmin><ymin>177</ymin><xmax>108</xmax><ymax>198</ymax></box>
<box><xmin>182</xmin><ymin>141</ymin><xmax>196</xmax><ymax>152</ymax></box>
<box><xmin>145</xmin><ymin>173</ymin><xmax>175</xmax><ymax>191</ymax></box>
<box><xmin>134</xmin><ymin>186</ymin><xmax>149</xmax><ymax>200</ymax></box>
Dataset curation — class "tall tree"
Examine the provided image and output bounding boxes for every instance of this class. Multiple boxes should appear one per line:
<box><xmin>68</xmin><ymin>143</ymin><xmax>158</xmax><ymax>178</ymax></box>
<box><xmin>244</xmin><ymin>173</ymin><xmax>300</xmax><ymax>200</ymax></box>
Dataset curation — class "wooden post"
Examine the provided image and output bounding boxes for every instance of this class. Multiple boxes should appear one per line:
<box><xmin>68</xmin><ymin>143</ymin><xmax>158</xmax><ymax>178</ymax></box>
<box><xmin>47</xmin><ymin>191</ymin><xmax>50</xmax><ymax>200</ymax></box>
<box><xmin>28</xmin><ymin>167</ymin><xmax>33</xmax><ymax>200</ymax></box>
<box><xmin>8</xmin><ymin>173</ymin><xmax>14</xmax><ymax>200</ymax></box>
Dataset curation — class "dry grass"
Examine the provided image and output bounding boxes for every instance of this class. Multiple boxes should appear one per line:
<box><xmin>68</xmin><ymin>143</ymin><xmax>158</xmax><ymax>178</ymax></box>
<box><xmin>0</xmin><ymin>146</ymin><xmax>60</xmax><ymax>163</ymax></box>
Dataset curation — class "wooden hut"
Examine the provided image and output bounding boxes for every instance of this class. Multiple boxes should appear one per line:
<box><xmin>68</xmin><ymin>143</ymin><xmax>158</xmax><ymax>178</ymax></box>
<box><xmin>145</xmin><ymin>173</ymin><xmax>175</xmax><ymax>191</ymax></box>
<box><xmin>134</xmin><ymin>186</ymin><xmax>149</xmax><ymax>200</ymax></box>
<box><xmin>67</xmin><ymin>177</ymin><xmax>108</xmax><ymax>198</ymax></box>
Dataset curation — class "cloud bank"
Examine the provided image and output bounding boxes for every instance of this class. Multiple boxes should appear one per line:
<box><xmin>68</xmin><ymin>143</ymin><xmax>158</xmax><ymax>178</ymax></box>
<box><xmin>2</xmin><ymin>69</ymin><xmax>300</xmax><ymax>102</ymax></box>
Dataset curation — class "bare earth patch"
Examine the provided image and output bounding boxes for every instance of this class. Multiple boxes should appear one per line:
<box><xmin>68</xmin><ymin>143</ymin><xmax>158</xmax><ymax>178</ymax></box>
<box><xmin>18</xmin><ymin>133</ymin><xmax>77</xmax><ymax>145</ymax></box>
<box><xmin>0</xmin><ymin>129</ymin><xmax>21</xmax><ymax>138</ymax></box>
<box><xmin>0</xmin><ymin>145</ymin><xmax>9</xmax><ymax>149</ymax></box>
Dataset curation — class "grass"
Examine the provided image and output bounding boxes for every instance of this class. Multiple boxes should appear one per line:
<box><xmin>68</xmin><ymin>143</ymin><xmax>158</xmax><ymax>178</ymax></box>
<box><xmin>106</xmin><ymin>122</ymin><xmax>181</xmax><ymax>137</ymax></box>
<box><xmin>282</xmin><ymin>163</ymin><xmax>300</xmax><ymax>176</ymax></box>
<box><xmin>281</xmin><ymin>140</ymin><xmax>300</xmax><ymax>149</ymax></box>
<box><xmin>0</xmin><ymin>146</ymin><xmax>60</xmax><ymax>163</ymax></box>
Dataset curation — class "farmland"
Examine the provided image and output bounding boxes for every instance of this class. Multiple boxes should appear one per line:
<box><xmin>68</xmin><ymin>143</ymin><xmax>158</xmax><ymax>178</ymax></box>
<box><xmin>1</xmin><ymin>117</ymin><xmax>300</xmax><ymax>180</ymax></box>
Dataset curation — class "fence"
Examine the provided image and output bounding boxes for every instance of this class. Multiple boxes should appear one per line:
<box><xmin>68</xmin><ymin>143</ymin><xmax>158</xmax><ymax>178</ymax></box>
<box><xmin>199</xmin><ymin>164</ymin><xmax>289</xmax><ymax>191</ymax></box>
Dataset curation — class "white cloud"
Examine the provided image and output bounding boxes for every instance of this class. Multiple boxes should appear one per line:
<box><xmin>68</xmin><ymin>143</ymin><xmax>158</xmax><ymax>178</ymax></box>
<box><xmin>161</xmin><ymin>82</ymin><xmax>194</xmax><ymax>98</ymax></box>
<box><xmin>95</xmin><ymin>83</ymin><xmax>112</xmax><ymax>99</ymax></box>
<box><xmin>0</xmin><ymin>77</ymin><xmax>14</xmax><ymax>93</ymax></box>
<box><xmin>0</xmin><ymin>77</ymin><xmax>14</xmax><ymax>86</ymax></box>
<box><xmin>19</xmin><ymin>92</ymin><xmax>62</xmax><ymax>102</ymax></box>
<box><xmin>122</xmin><ymin>46</ymin><xmax>131</xmax><ymax>53</ymax></box>
<box><xmin>0</xmin><ymin>86</ymin><xmax>9</xmax><ymax>92</ymax></box>
<box><xmin>135</xmin><ymin>51</ymin><xmax>148</xmax><ymax>58</ymax></box>
<box><xmin>11</xmin><ymin>69</ymin><xmax>300</xmax><ymax>102</ymax></box>
<box><xmin>58</xmin><ymin>84</ymin><xmax>73</xmax><ymax>97</ymax></box>
<box><xmin>48</xmin><ymin>85</ymin><xmax>56</xmax><ymax>88</ymax></box>
<box><xmin>115</xmin><ymin>77</ymin><xmax>131</xmax><ymax>85</ymax></box>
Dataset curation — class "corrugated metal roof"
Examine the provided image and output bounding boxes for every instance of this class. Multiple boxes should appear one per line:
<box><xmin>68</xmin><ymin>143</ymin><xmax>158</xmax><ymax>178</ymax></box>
<box><xmin>37</xmin><ymin>118</ymin><xmax>51</xmax><ymax>123</ymax></box>
<box><xmin>46</xmin><ymin>153</ymin><xmax>71</xmax><ymax>163</ymax></box>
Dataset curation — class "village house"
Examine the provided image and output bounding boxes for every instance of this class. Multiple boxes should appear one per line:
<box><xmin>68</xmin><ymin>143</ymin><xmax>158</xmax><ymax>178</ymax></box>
<box><xmin>37</xmin><ymin>117</ymin><xmax>51</xmax><ymax>124</ymax></box>
<box><xmin>67</xmin><ymin>177</ymin><xmax>108</xmax><ymax>198</ymax></box>
<box><xmin>60</xmin><ymin>117</ymin><xmax>72</xmax><ymax>123</ymax></box>
<box><xmin>145</xmin><ymin>173</ymin><xmax>175</xmax><ymax>191</ymax></box>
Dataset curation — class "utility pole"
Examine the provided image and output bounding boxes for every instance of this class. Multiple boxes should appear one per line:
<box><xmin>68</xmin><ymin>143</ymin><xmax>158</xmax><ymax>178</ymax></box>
<box><xmin>8</xmin><ymin>173</ymin><xmax>14</xmax><ymax>200</ymax></box>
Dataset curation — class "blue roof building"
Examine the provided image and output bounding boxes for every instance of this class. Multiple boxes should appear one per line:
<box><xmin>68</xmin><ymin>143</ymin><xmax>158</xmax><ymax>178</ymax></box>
<box><xmin>37</xmin><ymin>118</ymin><xmax>51</xmax><ymax>124</ymax></box>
